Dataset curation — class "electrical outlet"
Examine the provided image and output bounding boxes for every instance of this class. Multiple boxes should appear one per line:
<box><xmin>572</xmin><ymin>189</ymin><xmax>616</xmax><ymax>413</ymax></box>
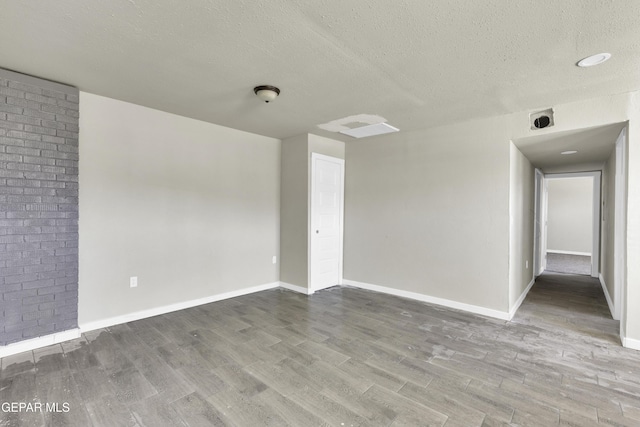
<box><xmin>272</xmin><ymin>255</ymin><xmax>277</xmax><ymax>264</ymax></box>
<box><xmin>525</xmin><ymin>260</ymin><xmax>529</xmax><ymax>269</ymax></box>
<box><xmin>130</xmin><ymin>276</ymin><xmax>138</xmax><ymax>288</ymax></box>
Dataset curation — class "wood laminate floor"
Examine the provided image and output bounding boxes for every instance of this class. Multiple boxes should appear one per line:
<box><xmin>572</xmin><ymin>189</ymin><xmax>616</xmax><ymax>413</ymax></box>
<box><xmin>1</xmin><ymin>272</ymin><xmax>639</xmax><ymax>426</ymax></box>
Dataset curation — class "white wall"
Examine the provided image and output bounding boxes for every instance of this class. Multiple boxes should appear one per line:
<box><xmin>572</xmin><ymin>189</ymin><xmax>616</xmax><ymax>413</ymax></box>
<box><xmin>344</xmin><ymin>90</ymin><xmax>640</xmax><ymax>338</ymax></box>
<box><xmin>309</xmin><ymin>134</ymin><xmax>346</xmax><ymax>159</ymax></box>
<box><xmin>279</xmin><ymin>133</ymin><xmax>345</xmax><ymax>290</ymax></box>
<box><xmin>78</xmin><ymin>93</ymin><xmax>280</xmax><ymax>326</ymax></box>
<box><xmin>344</xmin><ymin>116</ymin><xmax>511</xmax><ymax>314</ymax></box>
<box><xmin>78</xmin><ymin>88</ymin><xmax>640</xmax><ymax>348</ymax></box>
<box><xmin>509</xmin><ymin>144</ymin><xmax>535</xmax><ymax>310</ymax></box>
<box><xmin>546</xmin><ymin>177</ymin><xmax>593</xmax><ymax>255</ymax></box>
<box><xmin>626</xmin><ymin>93</ymin><xmax>640</xmax><ymax>344</ymax></box>
<box><xmin>280</xmin><ymin>134</ymin><xmax>309</xmax><ymax>288</ymax></box>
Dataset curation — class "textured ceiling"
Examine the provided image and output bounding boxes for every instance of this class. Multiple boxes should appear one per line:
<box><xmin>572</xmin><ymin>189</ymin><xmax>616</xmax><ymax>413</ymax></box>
<box><xmin>1</xmin><ymin>0</ymin><xmax>639</xmax><ymax>139</ymax></box>
<box><xmin>513</xmin><ymin>123</ymin><xmax>626</xmax><ymax>172</ymax></box>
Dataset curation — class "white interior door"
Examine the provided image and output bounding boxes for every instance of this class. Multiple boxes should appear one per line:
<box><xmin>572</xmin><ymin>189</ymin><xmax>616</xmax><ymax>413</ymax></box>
<box><xmin>310</xmin><ymin>153</ymin><xmax>344</xmax><ymax>292</ymax></box>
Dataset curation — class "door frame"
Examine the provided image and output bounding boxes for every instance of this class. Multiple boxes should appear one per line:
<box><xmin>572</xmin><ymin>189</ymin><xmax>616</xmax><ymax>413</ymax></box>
<box><xmin>543</xmin><ymin>171</ymin><xmax>601</xmax><ymax>278</ymax></box>
<box><xmin>533</xmin><ymin>168</ymin><xmax>547</xmax><ymax>277</ymax></box>
<box><xmin>309</xmin><ymin>152</ymin><xmax>345</xmax><ymax>292</ymax></box>
<box><xmin>614</xmin><ymin>128</ymin><xmax>627</xmax><ymax>324</ymax></box>
<box><xmin>533</xmin><ymin>168</ymin><xmax>547</xmax><ymax>276</ymax></box>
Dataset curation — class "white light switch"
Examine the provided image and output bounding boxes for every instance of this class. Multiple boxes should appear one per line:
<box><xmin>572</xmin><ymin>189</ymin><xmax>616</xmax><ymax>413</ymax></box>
<box><xmin>130</xmin><ymin>276</ymin><xmax>138</xmax><ymax>288</ymax></box>
<box><xmin>525</xmin><ymin>260</ymin><xmax>529</xmax><ymax>269</ymax></box>
<box><xmin>272</xmin><ymin>256</ymin><xmax>277</xmax><ymax>264</ymax></box>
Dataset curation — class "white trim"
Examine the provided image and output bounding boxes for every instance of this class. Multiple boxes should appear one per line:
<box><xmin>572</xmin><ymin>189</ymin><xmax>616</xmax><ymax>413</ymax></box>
<box><xmin>545</xmin><ymin>172</ymin><xmax>601</xmax><ymax>179</ymax></box>
<box><xmin>79</xmin><ymin>281</ymin><xmax>280</xmax><ymax>333</ymax></box>
<box><xmin>279</xmin><ymin>281</ymin><xmax>314</xmax><ymax>295</ymax></box>
<box><xmin>545</xmin><ymin>171</ymin><xmax>601</xmax><ymax>278</ymax></box>
<box><xmin>622</xmin><ymin>336</ymin><xmax>640</xmax><ymax>351</ymax></box>
<box><xmin>533</xmin><ymin>169</ymin><xmax>545</xmax><ymax>276</ymax></box>
<box><xmin>343</xmin><ymin>279</ymin><xmax>510</xmax><ymax>321</ymax></box>
<box><xmin>541</xmin><ymin>177</ymin><xmax>549</xmax><ymax>274</ymax></box>
<box><xmin>0</xmin><ymin>328</ymin><xmax>81</xmax><ymax>358</ymax></box>
<box><xmin>599</xmin><ymin>274</ymin><xmax>616</xmax><ymax>320</ymax></box>
<box><xmin>509</xmin><ymin>277</ymin><xmax>535</xmax><ymax>320</ymax></box>
<box><xmin>546</xmin><ymin>249</ymin><xmax>591</xmax><ymax>257</ymax></box>
<box><xmin>614</xmin><ymin>128</ymin><xmax>627</xmax><ymax>330</ymax></box>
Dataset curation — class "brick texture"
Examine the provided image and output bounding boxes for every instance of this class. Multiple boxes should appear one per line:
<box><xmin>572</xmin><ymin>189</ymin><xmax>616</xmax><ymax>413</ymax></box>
<box><xmin>0</xmin><ymin>69</ymin><xmax>78</xmax><ymax>346</ymax></box>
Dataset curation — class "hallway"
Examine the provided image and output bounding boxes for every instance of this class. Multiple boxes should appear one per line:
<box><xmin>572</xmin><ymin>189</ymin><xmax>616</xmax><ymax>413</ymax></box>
<box><xmin>513</xmin><ymin>272</ymin><xmax>619</xmax><ymax>345</ymax></box>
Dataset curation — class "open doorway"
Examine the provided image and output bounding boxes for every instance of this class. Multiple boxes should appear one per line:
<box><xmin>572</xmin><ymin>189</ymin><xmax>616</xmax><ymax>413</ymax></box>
<box><xmin>542</xmin><ymin>172</ymin><xmax>600</xmax><ymax>277</ymax></box>
<box><xmin>514</xmin><ymin>123</ymin><xmax>628</xmax><ymax>344</ymax></box>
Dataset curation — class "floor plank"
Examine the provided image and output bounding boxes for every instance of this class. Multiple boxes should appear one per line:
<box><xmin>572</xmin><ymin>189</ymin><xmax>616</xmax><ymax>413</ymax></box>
<box><xmin>2</xmin><ymin>271</ymin><xmax>639</xmax><ymax>426</ymax></box>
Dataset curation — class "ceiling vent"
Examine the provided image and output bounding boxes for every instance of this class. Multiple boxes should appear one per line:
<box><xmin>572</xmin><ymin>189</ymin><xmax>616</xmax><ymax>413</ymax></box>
<box><xmin>530</xmin><ymin>108</ymin><xmax>554</xmax><ymax>130</ymax></box>
<box><xmin>339</xmin><ymin>122</ymin><xmax>399</xmax><ymax>138</ymax></box>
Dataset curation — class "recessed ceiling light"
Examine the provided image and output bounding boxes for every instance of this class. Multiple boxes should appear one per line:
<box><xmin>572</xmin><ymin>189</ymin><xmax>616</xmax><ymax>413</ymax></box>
<box><xmin>561</xmin><ymin>150</ymin><xmax>578</xmax><ymax>155</ymax></box>
<box><xmin>577</xmin><ymin>53</ymin><xmax>611</xmax><ymax>68</ymax></box>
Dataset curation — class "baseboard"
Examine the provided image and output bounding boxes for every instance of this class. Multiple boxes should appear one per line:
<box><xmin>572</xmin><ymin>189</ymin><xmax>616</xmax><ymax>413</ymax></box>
<box><xmin>342</xmin><ymin>279</ymin><xmax>510</xmax><ymax>321</ymax></box>
<box><xmin>79</xmin><ymin>281</ymin><xmax>280</xmax><ymax>333</ymax></box>
<box><xmin>599</xmin><ymin>274</ymin><xmax>617</xmax><ymax>320</ymax></box>
<box><xmin>279</xmin><ymin>281</ymin><xmax>314</xmax><ymax>295</ymax></box>
<box><xmin>0</xmin><ymin>328</ymin><xmax>81</xmax><ymax>358</ymax></box>
<box><xmin>547</xmin><ymin>250</ymin><xmax>591</xmax><ymax>257</ymax></box>
<box><xmin>509</xmin><ymin>277</ymin><xmax>536</xmax><ymax>320</ymax></box>
<box><xmin>622</xmin><ymin>335</ymin><xmax>640</xmax><ymax>351</ymax></box>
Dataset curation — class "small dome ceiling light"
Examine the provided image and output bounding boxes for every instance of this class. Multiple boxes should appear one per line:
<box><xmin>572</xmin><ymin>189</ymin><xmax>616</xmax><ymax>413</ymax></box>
<box><xmin>254</xmin><ymin>85</ymin><xmax>280</xmax><ymax>103</ymax></box>
<box><xmin>577</xmin><ymin>53</ymin><xmax>611</xmax><ymax>68</ymax></box>
<box><xmin>561</xmin><ymin>150</ymin><xmax>578</xmax><ymax>155</ymax></box>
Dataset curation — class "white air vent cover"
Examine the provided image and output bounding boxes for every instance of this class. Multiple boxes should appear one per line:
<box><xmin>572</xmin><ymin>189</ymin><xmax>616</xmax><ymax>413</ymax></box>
<box><xmin>339</xmin><ymin>122</ymin><xmax>399</xmax><ymax>139</ymax></box>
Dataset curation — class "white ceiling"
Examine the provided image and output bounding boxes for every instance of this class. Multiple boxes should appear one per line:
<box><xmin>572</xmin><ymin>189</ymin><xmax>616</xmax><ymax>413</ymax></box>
<box><xmin>1</xmin><ymin>1</ymin><xmax>639</xmax><ymax>140</ymax></box>
<box><xmin>513</xmin><ymin>123</ymin><xmax>625</xmax><ymax>172</ymax></box>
